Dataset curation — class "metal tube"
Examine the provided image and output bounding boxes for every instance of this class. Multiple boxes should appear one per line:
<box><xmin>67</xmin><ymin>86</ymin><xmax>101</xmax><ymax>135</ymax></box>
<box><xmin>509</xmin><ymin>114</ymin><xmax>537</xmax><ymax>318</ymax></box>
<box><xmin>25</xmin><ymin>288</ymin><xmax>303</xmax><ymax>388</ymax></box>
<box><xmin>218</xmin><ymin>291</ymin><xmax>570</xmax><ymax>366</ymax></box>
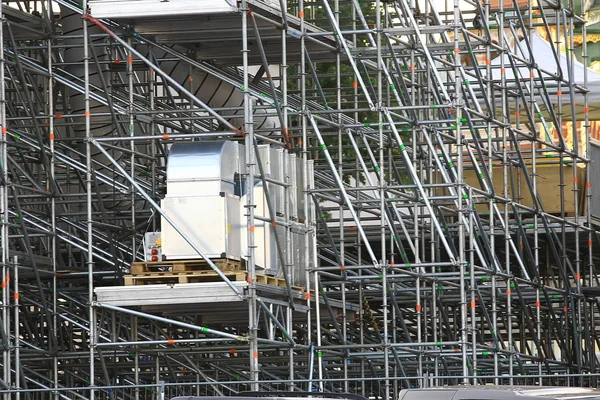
<box><xmin>13</xmin><ymin>257</ymin><xmax>19</xmax><ymax>399</ymax></box>
<box><xmin>82</xmin><ymin>2</ymin><xmax>96</xmax><ymax>398</ymax></box>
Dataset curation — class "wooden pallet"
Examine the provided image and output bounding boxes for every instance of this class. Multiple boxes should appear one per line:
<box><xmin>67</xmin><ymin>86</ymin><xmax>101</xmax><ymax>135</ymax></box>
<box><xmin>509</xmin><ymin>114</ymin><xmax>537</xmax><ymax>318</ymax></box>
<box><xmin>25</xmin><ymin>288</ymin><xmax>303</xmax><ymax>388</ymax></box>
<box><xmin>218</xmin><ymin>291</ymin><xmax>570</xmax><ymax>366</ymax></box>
<box><xmin>124</xmin><ymin>270</ymin><xmax>247</xmax><ymax>286</ymax></box>
<box><xmin>124</xmin><ymin>270</ymin><xmax>305</xmax><ymax>290</ymax></box>
<box><xmin>253</xmin><ymin>274</ymin><xmax>303</xmax><ymax>291</ymax></box>
<box><xmin>130</xmin><ymin>258</ymin><xmax>242</xmax><ymax>275</ymax></box>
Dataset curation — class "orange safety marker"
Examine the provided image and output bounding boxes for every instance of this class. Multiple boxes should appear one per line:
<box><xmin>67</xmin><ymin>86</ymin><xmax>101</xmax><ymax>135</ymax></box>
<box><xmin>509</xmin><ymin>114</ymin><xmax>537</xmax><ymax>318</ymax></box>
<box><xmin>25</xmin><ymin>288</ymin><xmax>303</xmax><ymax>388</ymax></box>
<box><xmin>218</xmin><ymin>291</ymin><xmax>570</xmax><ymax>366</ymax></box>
<box><xmin>271</xmin><ymin>221</ymin><xmax>277</xmax><ymax>227</ymax></box>
<box><xmin>49</xmin><ymin>133</ymin><xmax>55</xmax><ymax>140</ymax></box>
<box><xmin>304</xmin><ymin>293</ymin><xmax>311</xmax><ymax>300</ymax></box>
<box><xmin>249</xmin><ymin>225</ymin><xmax>255</xmax><ymax>232</ymax></box>
<box><xmin>56</xmin><ymin>114</ymin><xmax>63</xmax><ymax>119</ymax></box>
<box><xmin>13</xmin><ymin>292</ymin><xmax>19</xmax><ymax>300</ymax></box>
<box><xmin>167</xmin><ymin>339</ymin><xmax>175</xmax><ymax>345</ymax></box>
<box><xmin>2</xmin><ymin>128</ymin><xmax>6</xmax><ymax>135</ymax></box>
<box><xmin>470</xmin><ymin>301</ymin><xmax>476</xmax><ymax>309</ymax></box>
<box><xmin>340</xmin><ymin>265</ymin><xmax>346</xmax><ymax>271</ymax></box>
<box><xmin>506</xmin><ymin>289</ymin><xmax>511</xmax><ymax>295</ymax></box>
<box><xmin>576</xmin><ymin>273</ymin><xmax>581</xmax><ymax>280</ymax></box>
<box><xmin>84</xmin><ymin>111</ymin><xmax>91</xmax><ymax>118</ymax></box>
<box><xmin>253</xmin><ymin>352</ymin><xmax>259</xmax><ymax>359</ymax></box>
<box><xmin>535</xmin><ymin>301</ymin><xmax>541</xmax><ymax>308</ymax></box>
<box><xmin>352</xmin><ymin>81</ymin><xmax>358</xmax><ymax>89</ymax></box>
<box><xmin>162</xmin><ymin>134</ymin><xmax>170</xmax><ymax>140</ymax></box>
<box><xmin>298</xmin><ymin>11</ymin><xmax>304</xmax><ymax>18</ymax></box>
<box><xmin>415</xmin><ymin>304</ymin><xmax>422</xmax><ymax>312</ymax></box>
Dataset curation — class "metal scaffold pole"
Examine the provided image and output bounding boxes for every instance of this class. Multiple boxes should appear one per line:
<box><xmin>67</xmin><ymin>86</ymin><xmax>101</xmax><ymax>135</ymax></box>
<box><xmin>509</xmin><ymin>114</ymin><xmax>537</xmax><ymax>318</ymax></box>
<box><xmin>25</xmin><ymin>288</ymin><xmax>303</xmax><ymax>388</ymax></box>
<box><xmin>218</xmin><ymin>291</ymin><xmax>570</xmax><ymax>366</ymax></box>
<box><xmin>82</xmin><ymin>1</ymin><xmax>96</xmax><ymax>398</ymax></box>
<box><xmin>0</xmin><ymin>0</ymin><xmax>7</xmax><ymax>397</ymax></box>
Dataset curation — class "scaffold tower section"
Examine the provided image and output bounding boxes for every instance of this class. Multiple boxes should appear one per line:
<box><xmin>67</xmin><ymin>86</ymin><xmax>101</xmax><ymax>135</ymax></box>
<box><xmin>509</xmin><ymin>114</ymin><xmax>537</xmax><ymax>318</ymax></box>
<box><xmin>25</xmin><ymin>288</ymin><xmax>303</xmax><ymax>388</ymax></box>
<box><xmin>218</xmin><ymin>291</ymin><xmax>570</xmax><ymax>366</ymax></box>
<box><xmin>0</xmin><ymin>0</ymin><xmax>598</xmax><ymax>399</ymax></box>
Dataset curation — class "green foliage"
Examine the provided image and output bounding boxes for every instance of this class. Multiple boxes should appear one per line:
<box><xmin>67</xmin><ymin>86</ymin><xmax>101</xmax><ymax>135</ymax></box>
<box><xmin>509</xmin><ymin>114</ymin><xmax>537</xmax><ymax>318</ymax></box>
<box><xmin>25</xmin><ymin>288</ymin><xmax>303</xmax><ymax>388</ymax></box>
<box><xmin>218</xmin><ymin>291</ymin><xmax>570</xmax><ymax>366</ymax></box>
<box><xmin>284</xmin><ymin>1</ymin><xmax>410</xmax><ymax>185</ymax></box>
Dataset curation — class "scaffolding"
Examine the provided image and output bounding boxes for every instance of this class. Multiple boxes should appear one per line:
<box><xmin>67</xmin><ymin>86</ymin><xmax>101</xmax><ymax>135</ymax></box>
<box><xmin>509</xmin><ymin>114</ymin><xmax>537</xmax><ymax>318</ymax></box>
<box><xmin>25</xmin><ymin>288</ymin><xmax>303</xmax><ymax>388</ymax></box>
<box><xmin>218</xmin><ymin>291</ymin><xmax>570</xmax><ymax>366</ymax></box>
<box><xmin>0</xmin><ymin>0</ymin><xmax>599</xmax><ymax>398</ymax></box>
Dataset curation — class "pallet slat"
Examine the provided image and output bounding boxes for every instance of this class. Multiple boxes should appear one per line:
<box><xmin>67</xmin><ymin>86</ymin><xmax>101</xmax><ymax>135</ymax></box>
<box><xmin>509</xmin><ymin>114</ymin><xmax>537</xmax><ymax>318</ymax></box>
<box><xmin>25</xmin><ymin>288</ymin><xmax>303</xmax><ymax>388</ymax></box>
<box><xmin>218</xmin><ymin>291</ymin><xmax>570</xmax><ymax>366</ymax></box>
<box><xmin>124</xmin><ymin>270</ymin><xmax>304</xmax><ymax>290</ymax></box>
<box><xmin>130</xmin><ymin>258</ymin><xmax>242</xmax><ymax>274</ymax></box>
<box><xmin>128</xmin><ymin>259</ymin><xmax>304</xmax><ymax>289</ymax></box>
<box><xmin>124</xmin><ymin>271</ymin><xmax>247</xmax><ymax>286</ymax></box>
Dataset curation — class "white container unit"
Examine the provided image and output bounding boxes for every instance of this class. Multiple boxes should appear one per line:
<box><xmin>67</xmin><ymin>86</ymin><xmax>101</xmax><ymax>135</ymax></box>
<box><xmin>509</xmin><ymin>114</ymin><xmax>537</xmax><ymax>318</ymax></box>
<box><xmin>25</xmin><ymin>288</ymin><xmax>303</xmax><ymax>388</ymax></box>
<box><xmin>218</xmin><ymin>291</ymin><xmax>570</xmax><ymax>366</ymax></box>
<box><xmin>162</xmin><ymin>194</ymin><xmax>242</xmax><ymax>260</ymax></box>
<box><xmin>160</xmin><ymin>140</ymin><xmax>312</xmax><ymax>285</ymax></box>
<box><xmin>161</xmin><ymin>141</ymin><xmax>243</xmax><ymax>261</ymax></box>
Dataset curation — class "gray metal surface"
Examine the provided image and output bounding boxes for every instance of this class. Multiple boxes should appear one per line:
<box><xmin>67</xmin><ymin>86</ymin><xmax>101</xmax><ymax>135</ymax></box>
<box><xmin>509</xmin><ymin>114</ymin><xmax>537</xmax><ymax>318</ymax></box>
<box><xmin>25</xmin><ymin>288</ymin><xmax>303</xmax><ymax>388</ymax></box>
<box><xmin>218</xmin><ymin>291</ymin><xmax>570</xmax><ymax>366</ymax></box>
<box><xmin>166</xmin><ymin>141</ymin><xmax>240</xmax><ymax>188</ymax></box>
<box><xmin>398</xmin><ymin>387</ymin><xmax>600</xmax><ymax>400</ymax></box>
<box><xmin>89</xmin><ymin>0</ymin><xmax>238</xmax><ymax>19</ymax></box>
<box><xmin>94</xmin><ymin>282</ymin><xmax>339</xmax><ymax>317</ymax></box>
<box><xmin>95</xmin><ymin>281</ymin><xmax>247</xmax><ymax>306</ymax></box>
<box><xmin>143</xmin><ymin>231</ymin><xmax>162</xmax><ymax>262</ymax></box>
<box><xmin>100</xmin><ymin>0</ymin><xmax>341</xmax><ymax>66</ymax></box>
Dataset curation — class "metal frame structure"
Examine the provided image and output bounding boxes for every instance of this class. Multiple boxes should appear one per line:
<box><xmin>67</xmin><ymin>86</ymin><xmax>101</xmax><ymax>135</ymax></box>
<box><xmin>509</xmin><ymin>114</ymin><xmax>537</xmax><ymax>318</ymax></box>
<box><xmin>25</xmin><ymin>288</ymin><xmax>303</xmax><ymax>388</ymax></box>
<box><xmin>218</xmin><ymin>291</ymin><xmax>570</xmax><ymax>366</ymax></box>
<box><xmin>0</xmin><ymin>0</ymin><xmax>599</xmax><ymax>398</ymax></box>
